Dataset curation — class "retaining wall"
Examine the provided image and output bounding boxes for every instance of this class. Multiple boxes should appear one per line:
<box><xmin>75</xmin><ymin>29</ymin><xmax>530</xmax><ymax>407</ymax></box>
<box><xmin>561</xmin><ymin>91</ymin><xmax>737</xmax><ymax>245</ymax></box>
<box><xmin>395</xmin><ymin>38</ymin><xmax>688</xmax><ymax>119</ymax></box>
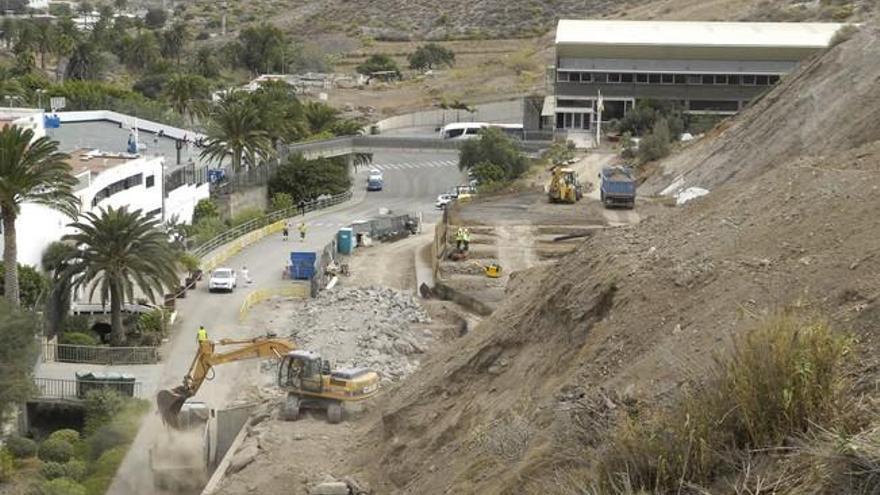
<box><xmin>374</xmin><ymin>99</ymin><xmax>525</xmax><ymax>133</ymax></box>
<box><xmin>200</xmin><ymin>219</ymin><xmax>286</xmax><ymax>274</ymax></box>
<box><xmin>238</xmin><ymin>284</ymin><xmax>310</xmax><ymax>322</ymax></box>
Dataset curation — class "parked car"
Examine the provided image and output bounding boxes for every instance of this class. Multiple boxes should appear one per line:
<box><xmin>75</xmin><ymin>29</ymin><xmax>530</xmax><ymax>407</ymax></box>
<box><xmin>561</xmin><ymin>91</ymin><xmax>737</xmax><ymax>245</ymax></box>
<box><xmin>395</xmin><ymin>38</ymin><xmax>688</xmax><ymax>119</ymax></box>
<box><xmin>435</xmin><ymin>193</ymin><xmax>456</xmax><ymax>209</ymax></box>
<box><xmin>208</xmin><ymin>268</ymin><xmax>237</xmax><ymax>293</ymax></box>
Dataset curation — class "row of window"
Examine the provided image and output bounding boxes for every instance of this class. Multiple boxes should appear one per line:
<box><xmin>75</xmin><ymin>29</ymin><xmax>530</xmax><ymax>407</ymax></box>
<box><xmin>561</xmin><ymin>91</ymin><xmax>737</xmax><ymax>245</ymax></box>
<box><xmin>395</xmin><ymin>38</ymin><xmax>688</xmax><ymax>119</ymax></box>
<box><xmin>557</xmin><ymin>71</ymin><xmax>781</xmax><ymax>86</ymax></box>
<box><xmin>91</xmin><ymin>173</ymin><xmax>155</xmax><ymax>207</ymax></box>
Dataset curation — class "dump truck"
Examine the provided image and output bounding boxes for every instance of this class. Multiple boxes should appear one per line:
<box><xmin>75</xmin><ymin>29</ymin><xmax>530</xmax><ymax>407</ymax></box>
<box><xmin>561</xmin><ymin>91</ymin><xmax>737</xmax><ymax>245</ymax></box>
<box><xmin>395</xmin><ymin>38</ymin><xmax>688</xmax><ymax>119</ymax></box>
<box><xmin>599</xmin><ymin>166</ymin><xmax>636</xmax><ymax>209</ymax></box>
<box><xmin>548</xmin><ymin>167</ymin><xmax>582</xmax><ymax>203</ymax></box>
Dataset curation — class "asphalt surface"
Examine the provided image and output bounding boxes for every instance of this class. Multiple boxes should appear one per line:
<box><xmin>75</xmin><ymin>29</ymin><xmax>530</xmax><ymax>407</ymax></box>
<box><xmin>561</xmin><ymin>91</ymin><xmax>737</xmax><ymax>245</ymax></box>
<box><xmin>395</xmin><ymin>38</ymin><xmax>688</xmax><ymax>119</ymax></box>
<box><xmin>107</xmin><ymin>150</ymin><xmax>464</xmax><ymax>494</ymax></box>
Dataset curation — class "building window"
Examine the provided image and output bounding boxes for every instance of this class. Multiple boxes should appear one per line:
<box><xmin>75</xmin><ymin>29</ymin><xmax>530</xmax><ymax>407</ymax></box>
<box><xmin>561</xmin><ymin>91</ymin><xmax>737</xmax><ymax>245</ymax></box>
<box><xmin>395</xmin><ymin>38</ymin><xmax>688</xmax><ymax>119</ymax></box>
<box><xmin>728</xmin><ymin>75</ymin><xmax>740</xmax><ymax>85</ymax></box>
<box><xmin>674</xmin><ymin>74</ymin><xmax>687</xmax><ymax>85</ymax></box>
<box><xmin>714</xmin><ymin>75</ymin><xmax>728</xmax><ymax>85</ymax></box>
<box><xmin>124</xmin><ymin>173</ymin><xmax>143</xmax><ymax>189</ymax></box>
<box><xmin>661</xmin><ymin>74</ymin><xmax>674</xmax><ymax>85</ymax></box>
<box><xmin>648</xmin><ymin>74</ymin><xmax>661</xmax><ymax>84</ymax></box>
<box><xmin>635</xmin><ymin>73</ymin><xmax>648</xmax><ymax>84</ymax></box>
<box><xmin>607</xmin><ymin>73</ymin><xmax>621</xmax><ymax>84</ymax></box>
<box><xmin>557</xmin><ymin>71</ymin><xmax>569</xmax><ymax>82</ymax></box>
<box><xmin>621</xmin><ymin>73</ymin><xmax>634</xmax><ymax>83</ymax></box>
<box><xmin>701</xmin><ymin>74</ymin><xmax>714</xmax><ymax>85</ymax></box>
<box><xmin>569</xmin><ymin>72</ymin><xmax>581</xmax><ymax>83</ymax></box>
<box><xmin>756</xmin><ymin>75</ymin><xmax>769</xmax><ymax>85</ymax></box>
<box><xmin>688</xmin><ymin>75</ymin><xmax>703</xmax><ymax>85</ymax></box>
<box><xmin>768</xmin><ymin>75</ymin><xmax>780</xmax><ymax>85</ymax></box>
<box><xmin>742</xmin><ymin>75</ymin><xmax>756</xmax><ymax>85</ymax></box>
<box><xmin>592</xmin><ymin>73</ymin><xmax>606</xmax><ymax>83</ymax></box>
<box><xmin>146</xmin><ymin>175</ymin><xmax>155</xmax><ymax>188</ymax></box>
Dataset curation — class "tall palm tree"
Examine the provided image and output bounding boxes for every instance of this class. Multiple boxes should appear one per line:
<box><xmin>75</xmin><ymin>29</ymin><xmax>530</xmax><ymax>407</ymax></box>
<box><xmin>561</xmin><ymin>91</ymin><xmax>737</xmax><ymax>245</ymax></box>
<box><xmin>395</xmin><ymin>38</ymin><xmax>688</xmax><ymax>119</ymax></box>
<box><xmin>161</xmin><ymin>22</ymin><xmax>190</xmax><ymax>66</ymax></box>
<box><xmin>0</xmin><ymin>127</ymin><xmax>77</xmax><ymax>307</ymax></box>
<box><xmin>63</xmin><ymin>207</ymin><xmax>179</xmax><ymax>345</ymax></box>
<box><xmin>303</xmin><ymin>101</ymin><xmax>340</xmax><ymax>135</ymax></box>
<box><xmin>163</xmin><ymin>73</ymin><xmax>209</xmax><ymax>125</ymax></box>
<box><xmin>200</xmin><ymin>95</ymin><xmax>273</xmax><ymax>173</ymax></box>
<box><xmin>42</xmin><ymin>240</ymin><xmax>77</xmax><ymax>336</ymax></box>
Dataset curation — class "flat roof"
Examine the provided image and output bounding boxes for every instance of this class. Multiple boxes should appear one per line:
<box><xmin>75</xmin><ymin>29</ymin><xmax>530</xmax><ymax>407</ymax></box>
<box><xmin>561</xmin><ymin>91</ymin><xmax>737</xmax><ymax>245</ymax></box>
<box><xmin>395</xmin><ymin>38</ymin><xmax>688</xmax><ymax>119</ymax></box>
<box><xmin>556</xmin><ymin>20</ymin><xmax>845</xmax><ymax>49</ymax></box>
<box><xmin>66</xmin><ymin>149</ymin><xmax>136</xmax><ymax>176</ymax></box>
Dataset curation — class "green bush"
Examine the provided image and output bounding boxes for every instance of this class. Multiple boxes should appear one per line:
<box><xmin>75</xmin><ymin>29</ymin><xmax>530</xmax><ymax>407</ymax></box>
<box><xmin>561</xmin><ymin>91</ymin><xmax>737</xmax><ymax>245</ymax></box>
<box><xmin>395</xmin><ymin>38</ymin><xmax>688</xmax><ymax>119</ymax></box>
<box><xmin>38</xmin><ymin>477</ymin><xmax>86</xmax><ymax>495</ymax></box>
<box><xmin>192</xmin><ymin>198</ymin><xmax>220</xmax><ymax>225</ymax></box>
<box><xmin>86</xmin><ymin>423</ymin><xmax>128</xmax><ymax>460</ymax></box>
<box><xmin>83</xmin><ymin>390</ymin><xmax>125</xmax><ymax>435</ymax></box>
<box><xmin>59</xmin><ymin>332</ymin><xmax>99</xmax><ymax>346</ymax></box>
<box><xmin>4</xmin><ymin>435</ymin><xmax>37</xmax><ymax>458</ymax></box>
<box><xmin>0</xmin><ymin>448</ymin><xmax>14</xmax><ymax>482</ymax></box>
<box><xmin>459</xmin><ymin>128</ymin><xmax>529</xmax><ymax>181</ymax></box>
<box><xmin>38</xmin><ymin>438</ymin><xmax>74</xmax><ymax>463</ymax></box>
<box><xmin>190</xmin><ymin>216</ymin><xmax>227</xmax><ymax>246</ymax></box>
<box><xmin>61</xmin><ymin>315</ymin><xmax>92</xmax><ymax>334</ymax></box>
<box><xmin>41</xmin><ymin>459</ymin><xmax>86</xmax><ymax>482</ymax></box>
<box><xmin>80</xmin><ymin>447</ymin><xmax>127</xmax><ymax>495</ymax></box>
<box><xmin>637</xmin><ymin>119</ymin><xmax>671</xmax><ymax>164</ymax></box>
<box><xmin>230</xmin><ymin>207</ymin><xmax>265</xmax><ymax>227</ymax></box>
<box><xmin>270</xmin><ymin>192</ymin><xmax>294</xmax><ymax>212</ymax></box>
<box><xmin>597</xmin><ymin>315</ymin><xmax>854</xmax><ymax>492</ymax></box>
<box><xmin>47</xmin><ymin>429</ymin><xmax>81</xmax><ymax>449</ymax></box>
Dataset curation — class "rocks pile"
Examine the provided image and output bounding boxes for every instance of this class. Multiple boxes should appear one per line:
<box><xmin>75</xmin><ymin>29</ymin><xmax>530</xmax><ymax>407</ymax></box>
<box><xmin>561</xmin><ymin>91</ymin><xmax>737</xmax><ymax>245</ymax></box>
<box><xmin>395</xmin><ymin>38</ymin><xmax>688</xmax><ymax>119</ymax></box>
<box><xmin>272</xmin><ymin>287</ymin><xmax>432</xmax><ymax>382</ymax></box>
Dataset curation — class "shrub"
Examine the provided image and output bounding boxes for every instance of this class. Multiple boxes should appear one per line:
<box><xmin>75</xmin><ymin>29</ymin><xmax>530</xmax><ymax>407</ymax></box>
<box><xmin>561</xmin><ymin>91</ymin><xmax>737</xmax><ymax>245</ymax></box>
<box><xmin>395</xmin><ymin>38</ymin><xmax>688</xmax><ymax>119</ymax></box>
<box><xmin>0</xmin><ymin>448</ymin><xmax>14</xmax><ymax>482</ymax></box>
<box><xmin>637</xmin><ymin>119</ymin><xmax>671</xmax><ymax>164</ymax></box>
<box><xmin>47</xmin><ymin>429</ymin><xmax>80</xmax><ymax>447</ymax></box>
<box><xmin>80</xmin><ymin>447</ymin><xmax>127</xmax><ymax>495</ymax></box>
<box><xmin>270</xmin><ymin>192</ymin><xmax>294</xmax><ymax>212</ymax></box>
<box><xmin>190</xmin><ymin>216</ymin><xmax>227</xmax><ymax>246</ymax></box>
<box><xmin>230</xmin><ymin>208</ymin><xmax>265</xmax><ymax>227</ymax></box>
<box><xmin>597</xmin><ymin>315</ymin><xmax>854</xmax><ymax>492</ymax></box>
<box><xmin>38</xmin><ymin>477</ymin><xmax>86</xmax><ymax>495</ymax></box>
<box><xmin>4</xmin><ymin>435</ymin><xmax>37</xmax><ymax>458</ymax></box>
<box><xmin>459</xmin><ymin>128</ymin><xmax>529</xmax><ymax>181</ymax></box>
<box><xmin>83</xmin><ymin>389</ymin><xmax>125</xmax><ymax>435</ymax></box>
<box><xmin>86</xmin><ymin>423</ymin><xmax>128</xmax><ymax>460</ymax></box>
<box><xmin>59</xmin><ymin>332</ymin><xmax>98</xmax><ymax>346</ymax></box>
<box><xmin>192</xmin><ymin>198</ymin><xmax>220</xmax><ymax>225</ymax></box>
<box><xmin>38</xmin><ymin>438</ymin><xmax>74</xmax><ymax>463</ymax></box>
<box><xmin>61</xmin><ymin>315</ymin><xmax>91</xmax><ymax>334</ymax></box>
<box><xmin>40</xmin><ymin>461</ymin><xmax>67</xmax><ymax>480</ymax></box>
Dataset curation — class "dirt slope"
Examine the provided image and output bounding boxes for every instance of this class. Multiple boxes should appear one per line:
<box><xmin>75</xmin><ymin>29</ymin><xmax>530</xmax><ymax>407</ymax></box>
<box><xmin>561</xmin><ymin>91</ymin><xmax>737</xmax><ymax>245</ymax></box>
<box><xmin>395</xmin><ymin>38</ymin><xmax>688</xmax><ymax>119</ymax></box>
<box><xmin>350</xmin><ymin>20</ymin><xmax>880</xmax><ymax>495</ymax></box>
<box><xmin>649</xmin><ymin>22</ymin><xmax>880</xmax><ymax>195</ymax></box>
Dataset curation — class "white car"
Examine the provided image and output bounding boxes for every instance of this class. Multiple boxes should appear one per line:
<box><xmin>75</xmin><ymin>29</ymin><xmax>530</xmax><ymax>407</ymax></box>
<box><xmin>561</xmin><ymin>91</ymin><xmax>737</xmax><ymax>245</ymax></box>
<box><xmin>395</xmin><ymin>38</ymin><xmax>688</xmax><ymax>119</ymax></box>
<box><xmin>435</xmin><ymin>193</ymin><xmax>456</xmax><ymax>209</ymax></box>
<box><xmin>208</xmin><ymin>268</ymin><xmax>237</xmax><ymax>293</ymax></box>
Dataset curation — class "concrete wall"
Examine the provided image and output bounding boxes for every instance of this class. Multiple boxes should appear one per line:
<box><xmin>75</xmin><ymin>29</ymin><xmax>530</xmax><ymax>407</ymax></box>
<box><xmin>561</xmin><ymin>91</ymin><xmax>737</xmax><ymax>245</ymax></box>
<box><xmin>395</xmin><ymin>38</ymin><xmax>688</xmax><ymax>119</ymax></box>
<box><xmin>215</xmin><ymin>185</ymin><xmax>269</xmax><ymax>219</ymax></box>
<box><xmin>209</xmin><ymin>403</ymin><xmax>257</xmax><ymax>472</ymax></box>
<box><xmin>374</xmin><ymin>99</ymin><xmax>525</xmax><ymax>134</ymax></box>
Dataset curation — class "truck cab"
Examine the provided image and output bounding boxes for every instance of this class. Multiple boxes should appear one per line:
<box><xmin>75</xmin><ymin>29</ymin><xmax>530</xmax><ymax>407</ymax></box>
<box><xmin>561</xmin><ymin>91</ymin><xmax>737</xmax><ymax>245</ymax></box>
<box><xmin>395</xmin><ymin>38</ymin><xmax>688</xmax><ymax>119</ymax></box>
<box><xmin>366</xmin><ymin>168</ymin><xmax>384</xmax><ymax>191</ymax></box>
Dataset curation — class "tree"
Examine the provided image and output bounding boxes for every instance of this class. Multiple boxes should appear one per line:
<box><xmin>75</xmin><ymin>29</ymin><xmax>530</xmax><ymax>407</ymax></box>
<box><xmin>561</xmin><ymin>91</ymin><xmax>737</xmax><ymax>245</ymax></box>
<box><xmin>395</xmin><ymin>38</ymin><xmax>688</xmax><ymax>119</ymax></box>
<box><xmin>192</xmin><ymin>46</ymin><xmax>219</xmax><ymax>78</ymax></box>
<box><xmin>408</xmin><ymin>43</ymin><xmax>455</xmax><ymax>71</ymax></box>
<box><xmin>250</xmin><ymin>81</ymin><xmax>306</xmax><ymax>145</ymax></box>
<box><xmin>42</xmin><ymin>241</ymin><xmax>77</xmax><ymax>336</ymax></box>
<box><xmin>269</xmin><ymin>154</ymin><xmax>352</xmax><ymax>203</ymax></box>
<box><xmin>458</xmin><ymin>127</ymin><xmax>528</xmax><ymax>180</ymax></box>
<box><xmin>236</xmin><ymin>24</ymin><xmax>286</xmax><ymax>75</ymax></box>
<box><xmin>66</xmin><ymin>40</ymin><xmax>104</xmax><ymax>81</ymax></box>
<box><xmin>123</xmin><ymin>31</ymin><xmax>160</xmax><ymax>71</ymax></box>
<box><xmin>33</xmin><ymin>21</ymin><xmax>55</xmax><ymax>70</ymax></box>
<box><xmin>356</xmin><ymin>54</ymin><xmax>400</xmax><ymax>77</ymax></box>
<box><xmin>113</xmin><ymin>0</ymin><xmax>127</xmax><ymax>13</ymax></box>
<box><xmin>200</xmin><ymin>95</ymin><xmax>273</xmax><ymax>173</ymax></box>
<box><xmin>163</xmin><ymin>73</ymin><xmax>209</xmax><ymax>124</ymax></box>
<box><xmin>0</xmin><ymin>301</ymin><xmax>39</xmax><ymax>421</ymax></box>
<box><xmin>160</xmin><ymin>22</ymin><xmax>189</xmax><ymax>65</ymax></box>
<box><xmin>637</xmin><ymin>118</ymin><xmax>672</xmax><ymax>164</ymax></box>
<box><xmin>0</xmin><ymin>127</ymin><xmax>77</xmax><ymax>307</ymax></box>
<box><xmin>303</xmin><ymin>101</ymin><xmax>339</xmax><ymax>135</ymax></box>
<box><xmin>0</xmin><ymin>264</ymin><xmax>48</xmax><ymax>310</ymax></box>
<box><xmin>63</xmin><ymin>207</ymin><xmax>179</xmax><ymax>345</ymax></box>
<box><xmin>144</xmin><ymin>8</ymin><xmax>167</xmax><ymax>29</ymax></box>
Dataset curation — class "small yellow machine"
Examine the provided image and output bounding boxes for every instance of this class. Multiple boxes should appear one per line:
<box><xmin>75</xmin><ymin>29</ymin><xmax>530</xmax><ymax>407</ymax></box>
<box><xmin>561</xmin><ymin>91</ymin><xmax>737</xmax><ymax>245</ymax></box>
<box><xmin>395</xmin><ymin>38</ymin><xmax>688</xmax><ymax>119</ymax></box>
<box><xmin>548</xmin><ymin>167</ymin><xmax>583</xmax><ymax>204</ymax></box>
<box><xmin>485</xmin><ymin>264</ymin><xmax>502</xmax><ymax>278</ymax></box>
<box><xmin>157</xmin><ymin>336</ymin><xmax>379</xmax><ymax>428</ymax></box>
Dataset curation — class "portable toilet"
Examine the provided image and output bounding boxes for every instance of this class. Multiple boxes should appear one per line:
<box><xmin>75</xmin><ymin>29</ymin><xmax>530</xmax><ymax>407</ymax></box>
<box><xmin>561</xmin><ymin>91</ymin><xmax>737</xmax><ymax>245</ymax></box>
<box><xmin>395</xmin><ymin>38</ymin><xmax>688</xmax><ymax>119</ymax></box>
<box><xmin>289</xmin><ymin>252</ymin><xmax>317</xmax><ymax>280</ymax></box>
<box><xmin>337</xmin><ymin>228</ymin><xmax>353</xmax><ymax>254</ymax></box>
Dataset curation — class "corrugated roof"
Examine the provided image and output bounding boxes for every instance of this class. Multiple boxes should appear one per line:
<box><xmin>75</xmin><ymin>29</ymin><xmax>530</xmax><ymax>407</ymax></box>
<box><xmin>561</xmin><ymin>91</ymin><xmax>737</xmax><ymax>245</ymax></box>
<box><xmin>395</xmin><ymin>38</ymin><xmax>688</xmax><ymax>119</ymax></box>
<box><xmin>556</xmin><ymin>20</ymin><xmax>846</xmax><ymax>49</ymax></box>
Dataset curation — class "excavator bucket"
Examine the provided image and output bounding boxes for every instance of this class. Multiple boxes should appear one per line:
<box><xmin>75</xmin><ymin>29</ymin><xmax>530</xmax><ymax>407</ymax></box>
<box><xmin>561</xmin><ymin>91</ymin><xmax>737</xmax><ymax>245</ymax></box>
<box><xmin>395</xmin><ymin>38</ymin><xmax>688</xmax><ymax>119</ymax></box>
<box><xmin>156</xmin><ymin>385</ymin><xmax>192</xmax><ymax>429</ymax></box>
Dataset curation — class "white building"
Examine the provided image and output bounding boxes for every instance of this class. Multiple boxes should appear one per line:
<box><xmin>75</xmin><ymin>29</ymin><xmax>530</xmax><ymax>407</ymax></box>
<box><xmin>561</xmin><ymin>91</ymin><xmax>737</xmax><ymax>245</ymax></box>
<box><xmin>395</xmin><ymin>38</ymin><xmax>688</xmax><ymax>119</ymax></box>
<box><xmin>0</xmin><ymin>109</ymin><xmax>210</xmax><ymax>268</ymax></box>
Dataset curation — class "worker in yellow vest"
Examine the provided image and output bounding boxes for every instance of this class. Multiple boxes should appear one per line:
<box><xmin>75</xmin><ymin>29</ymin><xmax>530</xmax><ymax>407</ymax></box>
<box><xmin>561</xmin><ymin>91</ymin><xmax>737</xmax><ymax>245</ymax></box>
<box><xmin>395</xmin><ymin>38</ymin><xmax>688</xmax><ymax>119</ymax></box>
<box><xmin>197</xmin><ymin>325</ymin><xmax>208</xmax><ymax>343</ymax></box>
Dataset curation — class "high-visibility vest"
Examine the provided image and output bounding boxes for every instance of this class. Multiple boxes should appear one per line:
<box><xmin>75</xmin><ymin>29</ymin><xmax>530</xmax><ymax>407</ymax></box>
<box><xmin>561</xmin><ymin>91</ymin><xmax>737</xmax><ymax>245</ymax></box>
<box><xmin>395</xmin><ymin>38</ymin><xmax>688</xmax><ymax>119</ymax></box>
<box><xmin>197</xmin><ymin>327</ymin><xmax>208</xmax><ymax>342</ymax></box>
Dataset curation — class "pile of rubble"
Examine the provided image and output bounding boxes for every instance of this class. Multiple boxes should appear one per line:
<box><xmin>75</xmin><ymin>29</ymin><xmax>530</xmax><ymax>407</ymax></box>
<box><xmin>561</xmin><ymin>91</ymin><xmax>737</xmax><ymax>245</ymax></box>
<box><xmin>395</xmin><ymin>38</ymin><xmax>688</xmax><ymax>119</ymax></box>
<box><xmin>270</xmin><ymin>287</ymin><xmax>432</xmax><ymax>382</ymax></box>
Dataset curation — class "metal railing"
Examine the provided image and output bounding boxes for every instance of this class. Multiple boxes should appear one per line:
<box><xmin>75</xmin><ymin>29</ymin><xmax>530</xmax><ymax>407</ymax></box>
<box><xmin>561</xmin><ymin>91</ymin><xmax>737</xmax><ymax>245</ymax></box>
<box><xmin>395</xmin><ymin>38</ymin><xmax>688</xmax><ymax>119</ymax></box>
<box><xmin>190</xmin><ymin>190</ymin><xmax>353</xmax><ymax>258</ymax></box>
<box><xmin>33</xmin><ymin>378</ymin><xmax>143</xmax><ymax>400</ymax></box>
<box><xmin>45</xmin><ymin>342</ymin><xmax>160</xmax><ymax>365</ymax></box>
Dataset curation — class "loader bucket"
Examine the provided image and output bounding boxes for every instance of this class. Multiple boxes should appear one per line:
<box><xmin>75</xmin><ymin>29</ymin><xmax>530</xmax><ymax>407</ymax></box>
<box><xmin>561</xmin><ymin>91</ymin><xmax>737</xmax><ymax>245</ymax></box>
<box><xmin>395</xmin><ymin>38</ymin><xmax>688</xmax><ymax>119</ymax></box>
<box><xmin>156</xmin><ymin>385</ymin><xmax>192</xmax><ymax>429</ymax></box>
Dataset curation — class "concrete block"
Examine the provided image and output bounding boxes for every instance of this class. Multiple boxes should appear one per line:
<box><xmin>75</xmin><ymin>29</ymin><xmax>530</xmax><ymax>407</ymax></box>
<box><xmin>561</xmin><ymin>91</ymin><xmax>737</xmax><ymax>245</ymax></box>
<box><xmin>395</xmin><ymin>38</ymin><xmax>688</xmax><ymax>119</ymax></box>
<box><xmin>310</xmin><ymin>481</ymin><xmax>351</xmax><ymax>495</ymax></box>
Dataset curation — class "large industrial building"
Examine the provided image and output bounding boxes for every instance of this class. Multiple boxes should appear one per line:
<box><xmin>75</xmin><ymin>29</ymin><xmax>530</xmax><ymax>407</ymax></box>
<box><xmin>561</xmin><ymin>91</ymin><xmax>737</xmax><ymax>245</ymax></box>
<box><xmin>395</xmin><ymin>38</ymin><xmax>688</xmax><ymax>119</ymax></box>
<box><xmin>545</xmin><ymin>19</ymin><xmax>845</xmax><ymax>138</ymax></box>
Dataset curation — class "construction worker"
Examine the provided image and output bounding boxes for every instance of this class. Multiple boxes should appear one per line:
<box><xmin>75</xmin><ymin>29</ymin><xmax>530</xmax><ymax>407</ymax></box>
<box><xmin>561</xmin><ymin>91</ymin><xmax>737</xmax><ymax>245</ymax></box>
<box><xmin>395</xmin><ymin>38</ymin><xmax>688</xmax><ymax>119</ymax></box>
<box><xmin>197</xmin><ymin>325</ymin><xmax>208</xmax><ymax>343</ymax></box>
<box><xmin>462</xmin><ymin>228</ymin><xmax>471</xmax><ymax>252</ymax></box>
<box><xmin>282</xmin><ymin>222</ymin><xmax>289</xmax><ymax>241</ymax></box>
<box><xmin>298</xmin><ymin>222</ymin><xmax>308</xmax><ymax>242</ymax></box>
<box><xmin>455</xmin><ymin>227</ymin><xmax>465</xmax><ymax>252</ymax></box>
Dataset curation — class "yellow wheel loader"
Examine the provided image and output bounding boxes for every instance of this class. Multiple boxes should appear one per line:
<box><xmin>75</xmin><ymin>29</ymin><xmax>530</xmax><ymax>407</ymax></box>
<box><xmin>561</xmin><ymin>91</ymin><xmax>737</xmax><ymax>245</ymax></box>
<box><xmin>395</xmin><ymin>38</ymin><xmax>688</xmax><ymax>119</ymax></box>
<box><xmin>548</xmin><ymin>167</ymin><xmax>583</xmax><ymax>204</ymax></box>
<box><xmin>157</xmin><ymin>336</ymin><xmax>380</xmax><ymax>429</ymax></box>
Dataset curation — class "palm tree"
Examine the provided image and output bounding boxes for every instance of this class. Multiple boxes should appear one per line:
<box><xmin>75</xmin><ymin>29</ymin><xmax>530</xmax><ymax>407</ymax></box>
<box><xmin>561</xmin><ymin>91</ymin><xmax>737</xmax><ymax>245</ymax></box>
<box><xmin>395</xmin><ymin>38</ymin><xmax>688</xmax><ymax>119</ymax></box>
<box><xmin>161</xmin><ymin>22</ymin><xmax>190</xmax><ymax>66</ymax></box>
<box><xmin>63</xmin><ymin>207</ymin><xmax>179</xmax><ymax>345</ymax></box>
<box><xmin>200</xmin><ymin>95</ymin><xmax>273</xmax><ymax>173</ymax></box>
<box><xmin>0</xmin><ymin>127</ymin><xmax>78</xmax><ymax>307</ymax></box>
<box><xmin>42</xmin><ymin>241</ymin><xmax>77</xmax><ymax>335</ymax></box>
<box><xmin>192</xmin><ymin>46</ymin><xmax>219</xmax><ymax>79</ymax></box>
<box><xmin>163</xmin><ymin>73</ymin><xmax>209</xmax><ymax>125</ymax></box>
<box><xmin>303</xmin><ymin>101</ymin><xmax>340</xmax><ymax>135</ymax></box>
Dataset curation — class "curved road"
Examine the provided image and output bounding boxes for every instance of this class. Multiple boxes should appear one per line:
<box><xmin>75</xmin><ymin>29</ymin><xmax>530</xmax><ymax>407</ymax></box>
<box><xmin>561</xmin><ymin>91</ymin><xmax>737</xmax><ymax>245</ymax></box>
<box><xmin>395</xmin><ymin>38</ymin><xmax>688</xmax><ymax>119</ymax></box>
<box><xmin>108</xmin><ymin>150</ymin><xmax>464</xmax><ymax>494</ymax></box>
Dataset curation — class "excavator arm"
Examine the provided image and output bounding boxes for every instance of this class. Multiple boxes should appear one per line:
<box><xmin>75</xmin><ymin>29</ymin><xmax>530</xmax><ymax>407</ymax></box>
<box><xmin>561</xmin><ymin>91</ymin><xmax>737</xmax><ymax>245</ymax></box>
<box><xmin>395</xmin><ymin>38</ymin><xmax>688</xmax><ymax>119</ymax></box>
<box><xmin>157</xmin><ymin>336</ymin><xmax>295</xmax><ymax>429</ymax></box>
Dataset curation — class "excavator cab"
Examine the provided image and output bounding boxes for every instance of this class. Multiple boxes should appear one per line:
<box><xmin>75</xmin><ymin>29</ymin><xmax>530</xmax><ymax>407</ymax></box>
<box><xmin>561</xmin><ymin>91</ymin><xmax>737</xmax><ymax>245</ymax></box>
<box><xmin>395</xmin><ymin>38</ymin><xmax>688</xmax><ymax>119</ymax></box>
<box><xmin>278</xmin><ymin>350</ymin><xmax>326</xmax><ymax>393</ymax></box>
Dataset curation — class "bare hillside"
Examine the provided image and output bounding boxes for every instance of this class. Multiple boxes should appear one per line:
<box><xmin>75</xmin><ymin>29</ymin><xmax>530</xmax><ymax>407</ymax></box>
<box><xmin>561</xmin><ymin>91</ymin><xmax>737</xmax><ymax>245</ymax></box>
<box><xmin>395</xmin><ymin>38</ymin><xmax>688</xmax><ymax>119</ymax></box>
<box><xmin>350</xmin><ymin>19</ymin><xmax>880</xmax><ymax>495</ymax></box>
<box><xmin>184</xmin><ymin>0</ymin><xmax>870</xmax><ymax>39</ymax></box>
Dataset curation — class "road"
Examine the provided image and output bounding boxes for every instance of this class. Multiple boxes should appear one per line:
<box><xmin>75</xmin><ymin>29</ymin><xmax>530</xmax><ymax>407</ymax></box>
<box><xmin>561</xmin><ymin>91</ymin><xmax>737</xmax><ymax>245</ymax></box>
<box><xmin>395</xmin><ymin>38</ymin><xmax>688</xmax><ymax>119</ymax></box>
<box><xmin>107</xmin><ymin>150</ymin><xmax>464</xmax><ymax>494</ymax></box>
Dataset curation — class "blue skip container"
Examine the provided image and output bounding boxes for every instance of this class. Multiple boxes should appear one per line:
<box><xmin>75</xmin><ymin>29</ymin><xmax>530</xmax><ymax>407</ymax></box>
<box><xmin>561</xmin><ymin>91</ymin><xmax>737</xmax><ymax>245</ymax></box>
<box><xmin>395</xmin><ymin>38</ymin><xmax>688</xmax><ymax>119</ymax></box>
<box><xmin>289</xmin><ymin>252</ymin><xmax>317</xmax><ymax>280</ymax></box>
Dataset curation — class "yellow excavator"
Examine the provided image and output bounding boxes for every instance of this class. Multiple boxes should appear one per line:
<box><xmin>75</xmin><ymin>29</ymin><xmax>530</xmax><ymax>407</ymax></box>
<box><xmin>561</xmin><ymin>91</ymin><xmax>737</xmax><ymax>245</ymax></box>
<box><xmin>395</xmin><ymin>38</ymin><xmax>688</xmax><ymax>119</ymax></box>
<box><xmin>548</xmin><ymin>166</ymin><xmax>583</xmax><ymax>204</ymax></box>
<box><xmin>157</xmin><ymin>335</ymin><xmax>380</xmax><ymax>428</ymax></box>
